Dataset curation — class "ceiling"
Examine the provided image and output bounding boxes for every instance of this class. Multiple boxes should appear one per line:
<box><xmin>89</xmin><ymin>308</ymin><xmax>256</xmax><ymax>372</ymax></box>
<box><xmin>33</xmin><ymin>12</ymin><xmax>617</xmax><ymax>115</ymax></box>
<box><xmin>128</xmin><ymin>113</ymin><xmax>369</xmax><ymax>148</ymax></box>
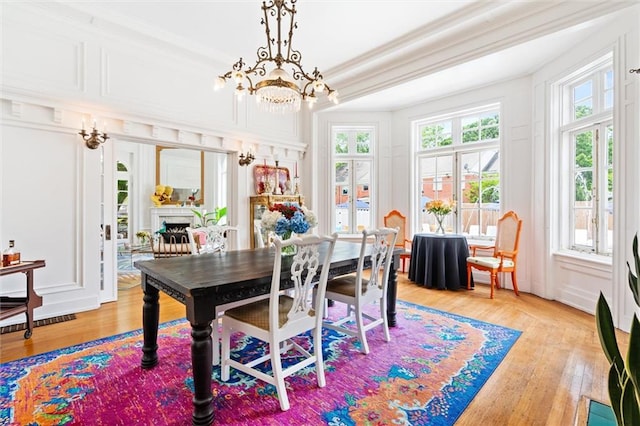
<box><xmin>57</xmin><ymin>1</ymin><xmax>634</xmax><ymax>112</ymax></box>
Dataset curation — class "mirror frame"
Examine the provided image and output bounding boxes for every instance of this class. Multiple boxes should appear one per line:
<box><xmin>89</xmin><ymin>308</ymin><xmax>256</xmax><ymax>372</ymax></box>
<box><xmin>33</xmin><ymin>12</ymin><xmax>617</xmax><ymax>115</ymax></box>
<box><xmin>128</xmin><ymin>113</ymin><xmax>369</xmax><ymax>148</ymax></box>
<box><xmin>155</xmin><ymin>146</ymin><xmax>205</xmax><ymax>205</ymax></box>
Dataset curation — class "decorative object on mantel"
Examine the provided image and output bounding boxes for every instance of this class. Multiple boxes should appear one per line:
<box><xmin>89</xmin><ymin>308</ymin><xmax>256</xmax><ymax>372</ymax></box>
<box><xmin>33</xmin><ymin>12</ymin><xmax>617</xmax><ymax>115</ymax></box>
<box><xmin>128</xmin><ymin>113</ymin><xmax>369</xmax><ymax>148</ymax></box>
<box><xmin>150</xmin><ymin>185</ymin><xmax>174</xmax><ymax>207</ymax></box>
<box><xmin>260</xmin><ymin>202</ymin><xmax>316</xmax><ymax>256</ymax></box>
<box><xmin>79</xmin><ymin>119</ymin><xmax>109</xmax><ymax>149</ymax></box>
<box><xmin>213</xmin><ymin>0</ymin><xmax>338</xmax><ymax>113</ymax></box>
<box><xmin>238</xmin><ymin>151</ymin><xmax>255</xmax><ymax>166</ymax></box>
<box><xmin>425</xmin><ymin>199</ymin><xmax>456</xmax><ymax>234</ymax></box>
<box><xmin>595</xmin><ymin>233</ymin><xmax>640</xmax><ymax>425</ymax></box>
<box><xmin>253</xmin><ymin>165</ymin><xmax>290</xmax><ymax>195</ymax></box>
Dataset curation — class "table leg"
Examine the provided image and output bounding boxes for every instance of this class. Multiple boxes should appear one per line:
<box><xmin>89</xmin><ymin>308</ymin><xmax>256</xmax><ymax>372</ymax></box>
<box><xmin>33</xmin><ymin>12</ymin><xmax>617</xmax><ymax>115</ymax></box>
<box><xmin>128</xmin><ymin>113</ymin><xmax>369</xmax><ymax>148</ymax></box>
<box><xmin>386</xmin><ymin>253</ymin><xmax>399</xmax><ymax>327</ymax></box>
<box><xmin>141</xmin><ymin>274</ymin><xmax>159</xmax><ymax>369</ymax></box>
<box><xmin>190</xmin><ymin>322</ymin><xmax>214</xmax><ymax>426</ymax></box>
<box><xmin>24</xmin><ymin>270</ymin><xmax>42</xmax><ymax>339</ymax></box>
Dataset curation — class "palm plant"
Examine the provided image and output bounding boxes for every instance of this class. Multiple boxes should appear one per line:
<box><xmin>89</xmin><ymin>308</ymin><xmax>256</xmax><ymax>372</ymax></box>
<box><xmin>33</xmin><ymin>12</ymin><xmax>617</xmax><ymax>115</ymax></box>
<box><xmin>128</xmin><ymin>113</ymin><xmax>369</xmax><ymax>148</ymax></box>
<box><xmin>596</xmin><ymin>233</ymin><xmax>640</xmax><ymax>425</ymax></box>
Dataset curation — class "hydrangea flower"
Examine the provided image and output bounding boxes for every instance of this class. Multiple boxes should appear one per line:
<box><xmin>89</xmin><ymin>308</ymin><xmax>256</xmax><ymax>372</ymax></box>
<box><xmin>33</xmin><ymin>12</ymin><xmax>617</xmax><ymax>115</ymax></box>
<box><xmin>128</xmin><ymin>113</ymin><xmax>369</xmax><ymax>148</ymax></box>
<box><xmin>260</xmin><ymin>203</ymin><xmax>317</xmax><ymax>238</ymax></box>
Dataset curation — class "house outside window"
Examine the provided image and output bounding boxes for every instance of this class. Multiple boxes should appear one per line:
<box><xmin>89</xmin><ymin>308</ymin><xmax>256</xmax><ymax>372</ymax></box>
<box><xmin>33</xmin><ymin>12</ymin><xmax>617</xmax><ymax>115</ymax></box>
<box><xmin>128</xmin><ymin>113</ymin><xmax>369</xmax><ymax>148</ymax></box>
<box><xmin>414</xmin><ymin>104</ymin><xmax>501</xmax><ymax>238</ymax></box>
<box><xmin>331</xmin><ymin>126</ymin><xmax>374</xmax><ymax>234</ymax></box>
<box><xmin>558</xmin><ymin>55</ymin><xmax>613</xmax><ymax>255</ymax></box>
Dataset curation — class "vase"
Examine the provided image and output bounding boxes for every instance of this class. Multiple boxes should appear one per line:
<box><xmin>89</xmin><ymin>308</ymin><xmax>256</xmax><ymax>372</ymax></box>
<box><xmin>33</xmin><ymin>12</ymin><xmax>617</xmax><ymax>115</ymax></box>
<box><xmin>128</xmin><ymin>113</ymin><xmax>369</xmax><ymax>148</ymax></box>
<box><xmin>434</xmin><ymin>215</ymin><xmax>446</xmax><ymax>234</ymax></box>
<box><xmin>279</xmin><ymin>230</ymin><xmax>297</xmax><ymax>256</ymax></box>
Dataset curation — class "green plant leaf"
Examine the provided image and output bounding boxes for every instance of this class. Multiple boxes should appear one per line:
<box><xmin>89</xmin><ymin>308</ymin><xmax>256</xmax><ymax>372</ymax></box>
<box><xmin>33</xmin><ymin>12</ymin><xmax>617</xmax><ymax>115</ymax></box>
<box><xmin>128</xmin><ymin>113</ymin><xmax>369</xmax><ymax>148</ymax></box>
<box><xmin>629</xmin><ymin>234</ymin><xmax>640</xmax><ymax>307</ymax></box>
<box><xmin>626</xmin><ymin>315</ymin><xmax>640</xmax><ymax>405</ymax></box>
<box><xmin>620</xmin><ymin>374</ymin><xmax>640</xmax><ymax>426</ymax></box>
<box><xmin>610</xmin><ymin>362</ymin><xmax>625</xmax><ymax>424</ymax></box>
<box><xmin>597</xmin><ymin>292</ymin><xmax>624</xmax><ymax>372</ymax></box>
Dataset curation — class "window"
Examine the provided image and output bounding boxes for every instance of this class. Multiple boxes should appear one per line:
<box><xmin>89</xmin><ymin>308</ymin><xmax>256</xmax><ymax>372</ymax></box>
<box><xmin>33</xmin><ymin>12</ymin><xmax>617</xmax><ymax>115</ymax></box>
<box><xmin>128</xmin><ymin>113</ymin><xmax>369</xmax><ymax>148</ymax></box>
<box><xmin>415</xmin><ymin>105</ymin><xmax>501</xmax><ymax>238</ymax></box>
<box><xmin>559</xmin><ymin>55</ymin><xmax>613</xmax><ymax>255</ymax></box>
<box><xmin>332</xmin><ymin>127</ymin><xmax>374</xmax><ymax>234</ymax></box>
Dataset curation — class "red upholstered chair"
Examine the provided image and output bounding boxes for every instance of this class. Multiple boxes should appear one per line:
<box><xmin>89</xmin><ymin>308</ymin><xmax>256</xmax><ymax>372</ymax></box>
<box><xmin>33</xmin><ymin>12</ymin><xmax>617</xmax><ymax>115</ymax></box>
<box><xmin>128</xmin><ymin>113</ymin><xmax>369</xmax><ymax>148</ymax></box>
<box><xmin>466</xmin><ymin>211</ymin><xmax>522</xmax><ymax>299</ymax></box>
<box><xmin>383</xmin><ymin>210</ymin><xmax>412</xmax><ymax>272</ymax></box>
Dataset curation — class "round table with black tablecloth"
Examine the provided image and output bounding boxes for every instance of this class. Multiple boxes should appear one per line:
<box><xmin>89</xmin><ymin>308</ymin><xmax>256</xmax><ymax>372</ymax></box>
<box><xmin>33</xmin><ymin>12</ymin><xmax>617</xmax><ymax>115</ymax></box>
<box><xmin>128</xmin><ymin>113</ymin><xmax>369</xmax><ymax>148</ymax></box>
<box><xmin>408</xmin><ymin>233</ymin><xmax>473</xmax><ymax>290</ymax></box>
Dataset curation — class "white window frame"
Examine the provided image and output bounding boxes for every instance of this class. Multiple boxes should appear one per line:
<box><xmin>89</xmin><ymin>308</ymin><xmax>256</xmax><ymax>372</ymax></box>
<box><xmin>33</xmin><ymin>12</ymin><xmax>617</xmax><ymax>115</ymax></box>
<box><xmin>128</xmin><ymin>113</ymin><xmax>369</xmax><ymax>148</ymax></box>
<box><xmin>413</xmin><ymin>104</ymin><xmax>501</xmax><ymax>239</ymax></box>
<box><xmin>557</xmin><ymin>54</ymin><xmax>613</xmax><ymax>256</ymax></box>
<box><xmin>331</xmin><ymin>126</ymin><xmax>375</xmax><ymax>235</ymax></box>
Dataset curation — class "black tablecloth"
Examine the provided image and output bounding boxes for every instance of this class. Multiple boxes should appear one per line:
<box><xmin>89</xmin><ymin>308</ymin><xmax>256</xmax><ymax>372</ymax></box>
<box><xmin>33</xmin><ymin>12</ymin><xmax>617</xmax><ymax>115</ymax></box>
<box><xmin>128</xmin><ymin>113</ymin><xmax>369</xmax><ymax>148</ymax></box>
<box><xmin>408</xmin><ymin>233</ymin><xmax>473</xmax><ymax>290</ymax></box>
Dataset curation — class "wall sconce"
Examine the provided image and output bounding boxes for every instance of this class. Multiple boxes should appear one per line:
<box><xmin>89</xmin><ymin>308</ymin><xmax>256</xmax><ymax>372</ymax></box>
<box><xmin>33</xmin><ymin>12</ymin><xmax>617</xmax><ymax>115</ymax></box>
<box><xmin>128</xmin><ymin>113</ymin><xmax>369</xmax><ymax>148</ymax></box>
<box><xmin>238</xmin><ymin>151</ymin><xmax>255</xmax><ymax>166</ymax></box>
<box><xmin>79</xmin><ymin>120</ymin><xmax>109</xmax><ymax>149</ymax></box>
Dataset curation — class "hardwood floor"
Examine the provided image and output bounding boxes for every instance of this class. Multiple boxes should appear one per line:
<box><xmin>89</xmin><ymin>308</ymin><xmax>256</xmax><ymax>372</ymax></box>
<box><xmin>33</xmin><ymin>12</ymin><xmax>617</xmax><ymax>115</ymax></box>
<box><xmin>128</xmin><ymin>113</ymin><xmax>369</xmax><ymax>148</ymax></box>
<box><xmin>0</xmin><ymin>273</ymin><xmax>624</xmax><ymax>425</ymax></box>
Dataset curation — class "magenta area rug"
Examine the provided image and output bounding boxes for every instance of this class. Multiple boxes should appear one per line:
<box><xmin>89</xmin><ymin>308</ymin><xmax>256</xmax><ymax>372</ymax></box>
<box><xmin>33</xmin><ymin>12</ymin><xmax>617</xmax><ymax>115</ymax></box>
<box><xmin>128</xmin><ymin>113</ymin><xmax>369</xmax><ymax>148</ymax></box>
<box><xmin>1</xmin><ymin>300</ymin><xmax>520</xmax><ymax>425</ymax></box>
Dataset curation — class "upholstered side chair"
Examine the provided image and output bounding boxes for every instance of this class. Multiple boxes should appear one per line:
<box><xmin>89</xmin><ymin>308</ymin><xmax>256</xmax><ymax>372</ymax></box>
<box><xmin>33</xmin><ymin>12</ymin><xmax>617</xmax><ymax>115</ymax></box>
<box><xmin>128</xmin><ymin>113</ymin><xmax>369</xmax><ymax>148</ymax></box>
<box><xmin>466</xmin><ymin>210</ymin><xmax>523</xmax><ymax>299</ymax></box>
<box><xmin>383</xmin><ymin>210</ymin><xmax>411</xmax><ymax>272</ymax></box>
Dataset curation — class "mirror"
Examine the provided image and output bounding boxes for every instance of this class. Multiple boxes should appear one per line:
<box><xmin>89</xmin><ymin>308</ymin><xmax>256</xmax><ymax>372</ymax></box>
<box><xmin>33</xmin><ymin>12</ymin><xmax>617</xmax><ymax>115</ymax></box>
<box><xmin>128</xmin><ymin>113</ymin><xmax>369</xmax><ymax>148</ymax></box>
<box><xmin>156</xmin><ymin>146</ymin><xmax>204</xmax><ymax>205</ymax></box>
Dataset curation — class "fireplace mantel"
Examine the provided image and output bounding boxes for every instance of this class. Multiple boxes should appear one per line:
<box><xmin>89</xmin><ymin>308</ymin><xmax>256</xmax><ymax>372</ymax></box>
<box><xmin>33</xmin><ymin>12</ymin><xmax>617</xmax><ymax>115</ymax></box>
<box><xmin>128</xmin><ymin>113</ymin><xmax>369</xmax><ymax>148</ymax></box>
<box><xmin>150</xmin><ymin>207</ymin><xmax>201</xmax><ymax>233</ymax></box>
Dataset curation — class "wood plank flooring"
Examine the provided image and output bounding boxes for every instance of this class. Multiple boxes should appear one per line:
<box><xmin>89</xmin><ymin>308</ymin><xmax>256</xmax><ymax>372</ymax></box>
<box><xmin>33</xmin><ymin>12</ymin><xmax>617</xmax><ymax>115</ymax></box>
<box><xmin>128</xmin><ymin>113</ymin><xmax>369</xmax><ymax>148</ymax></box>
<box><xmin>0</xmin><ymin>273</ymin><xmax>625</xmax><ymax>425</ymax></box>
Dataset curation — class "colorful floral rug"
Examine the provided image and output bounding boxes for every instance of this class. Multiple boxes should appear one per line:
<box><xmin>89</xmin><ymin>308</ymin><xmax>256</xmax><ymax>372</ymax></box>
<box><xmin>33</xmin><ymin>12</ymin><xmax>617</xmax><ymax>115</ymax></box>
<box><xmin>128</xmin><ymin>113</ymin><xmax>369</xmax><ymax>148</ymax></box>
<box><xmin>0</xmin><ymin>300</ymin><xmax>520</xmax><ymax>425</ymax></box>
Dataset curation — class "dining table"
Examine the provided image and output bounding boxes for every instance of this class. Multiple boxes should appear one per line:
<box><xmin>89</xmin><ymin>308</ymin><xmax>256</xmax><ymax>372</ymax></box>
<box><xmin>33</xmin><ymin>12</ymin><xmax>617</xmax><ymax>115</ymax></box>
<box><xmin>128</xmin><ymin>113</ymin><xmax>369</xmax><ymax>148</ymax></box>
<box><xmin>408</xmin><ymin>233</ymin><xmax>473</xmax><ymax>291</ymax></box>
<box><xmin>135</xmin><ymin>241</ymin><xmax>400</xmax><ymax>426</ymax></box>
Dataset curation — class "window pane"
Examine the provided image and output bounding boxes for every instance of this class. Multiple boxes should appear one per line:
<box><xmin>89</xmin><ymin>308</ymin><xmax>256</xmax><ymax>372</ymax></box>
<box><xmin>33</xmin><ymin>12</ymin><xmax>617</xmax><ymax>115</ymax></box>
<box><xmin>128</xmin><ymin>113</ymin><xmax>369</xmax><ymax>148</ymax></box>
<box><xmin>574</xmin><ymin>171</ymin><xmax>593</xmax><ymax>203</ymax></box>
<box><xmin>420</xmin><ymin>155</ymin><xmax>454</xmax><ymax>232</ymax></box>
<box><xmin>574</xmin><ymin>130</ymin><xmax>593</xmax><ymax>168</ymax></box>
<box><xmin>573</xmin><ymin>209</ymin><xmax>594</xmax><ymax>249</ymax></box>
<box><xmin>334</xmin><ymin>161</ymin><xmax>350</xmax><ymax>232</ymax></box>
<box><xmin>462</xmin><ymin>111</ymin><xmax>499</xmax><ymax>143</ymax></box>
<box><xmin>356</xmin><ymin>132</ymin><xmax>371</xmax><ymax>154</ymax></box>
<box><xmin>460</xmin><ymin>150</ymin><xmax>500</xmax><ymax>237</ymax></box>
<box><xmin>355</xmin><ymin>161</ymin><xmax>371</xmax><ymax>232</ymax></box>
<box><xmin>335</xmin><ymin>132</ymin><xmax>348</xmax><ymax>154</ymax></box>
<box><xmin>420</xmin><ymin>121</ymin><xmax>451</xmax><ymax>149</ymax></box>
<box><xmin>573</xmin><ymin>80</ymin><xmax>593</xmax><ymax>119</ymax></box>
<box><xmin>604</xmin><ymin>70</ymin><xmax>613</xmax><ymax>109</ymax></box>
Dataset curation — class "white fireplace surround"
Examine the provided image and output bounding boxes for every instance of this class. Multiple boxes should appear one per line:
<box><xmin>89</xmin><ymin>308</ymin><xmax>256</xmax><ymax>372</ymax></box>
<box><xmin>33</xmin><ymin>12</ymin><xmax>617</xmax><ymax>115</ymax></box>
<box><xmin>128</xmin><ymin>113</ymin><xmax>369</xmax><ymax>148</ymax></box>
<box><xmin>150</xmin><ymin>207</ymin><xmax>201</xmax><ymax>234</ymax></box>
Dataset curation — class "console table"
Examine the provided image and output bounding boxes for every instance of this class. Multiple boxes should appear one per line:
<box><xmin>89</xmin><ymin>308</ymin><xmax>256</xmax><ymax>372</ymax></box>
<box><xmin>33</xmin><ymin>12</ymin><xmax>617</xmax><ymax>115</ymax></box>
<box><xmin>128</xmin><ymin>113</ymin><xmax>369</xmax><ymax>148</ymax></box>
<box><xmin>0</xmin><ymin>260</ymin><xmax>45</xmax><ymax>339</ymax></box>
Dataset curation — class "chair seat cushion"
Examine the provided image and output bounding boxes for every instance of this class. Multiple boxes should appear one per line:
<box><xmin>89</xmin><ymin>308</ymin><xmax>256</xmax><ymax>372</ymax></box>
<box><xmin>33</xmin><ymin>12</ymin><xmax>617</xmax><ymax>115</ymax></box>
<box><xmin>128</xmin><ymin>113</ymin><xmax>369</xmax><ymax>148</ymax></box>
<box><xmin>326</xmin><ymin>275</ymin><xmax>370</xmax><ymax>296</ymax></box>
<box><xmin>467</xmin><ymin>256</ymin><xmax>515</xmax><ymax>269</ymax></box>
<box><xmin>225</xmin><ymin>295</ymin><xmax>315</xmax><ymax>330</ymax></box>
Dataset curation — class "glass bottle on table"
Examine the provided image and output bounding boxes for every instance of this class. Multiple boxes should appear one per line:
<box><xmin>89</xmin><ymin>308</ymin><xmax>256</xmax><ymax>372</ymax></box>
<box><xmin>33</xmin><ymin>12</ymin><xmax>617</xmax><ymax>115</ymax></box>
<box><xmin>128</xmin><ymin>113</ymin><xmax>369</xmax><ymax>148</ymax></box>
<box><xmin>2</xmin><ymin>240</ymin><xmax>21</xmax><ymax>267</ymax></box>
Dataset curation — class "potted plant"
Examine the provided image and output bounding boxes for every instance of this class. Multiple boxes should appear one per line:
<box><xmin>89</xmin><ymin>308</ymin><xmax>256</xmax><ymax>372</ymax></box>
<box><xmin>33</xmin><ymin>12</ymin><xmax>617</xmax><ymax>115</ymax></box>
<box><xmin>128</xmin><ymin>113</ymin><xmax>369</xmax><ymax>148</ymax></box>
<box><xmin>192</xmin><ymin>207</ymin><xmax>227</xmax><ymax>228</ymax></box>
<box><xmin>596</xmin><ymin>233</ymin><xmax>640</xmax><ymax>425</ymax></box>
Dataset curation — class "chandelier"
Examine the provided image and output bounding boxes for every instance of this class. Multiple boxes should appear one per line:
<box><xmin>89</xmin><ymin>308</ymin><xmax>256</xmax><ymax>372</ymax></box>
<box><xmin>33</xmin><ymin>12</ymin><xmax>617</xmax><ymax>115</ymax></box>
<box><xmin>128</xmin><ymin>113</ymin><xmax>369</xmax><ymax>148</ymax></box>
<box><xmin>214</xmin><ymin>0</ymin><xmax>338</xmax><ymax>113</ymax></box>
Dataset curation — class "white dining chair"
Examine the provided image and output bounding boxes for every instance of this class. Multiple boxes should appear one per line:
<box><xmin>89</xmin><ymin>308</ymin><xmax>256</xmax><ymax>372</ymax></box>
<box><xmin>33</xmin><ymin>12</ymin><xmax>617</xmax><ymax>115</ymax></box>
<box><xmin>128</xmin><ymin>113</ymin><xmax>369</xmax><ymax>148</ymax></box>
<box><xmin>220</xmin><ymin>233</ymin><xmax>338</xmax><ymax>411</ymax></box>
<box><xmin>320</xmin><ymin>227</ymin><xmax>398</xmax><ymax>355</ymax></box>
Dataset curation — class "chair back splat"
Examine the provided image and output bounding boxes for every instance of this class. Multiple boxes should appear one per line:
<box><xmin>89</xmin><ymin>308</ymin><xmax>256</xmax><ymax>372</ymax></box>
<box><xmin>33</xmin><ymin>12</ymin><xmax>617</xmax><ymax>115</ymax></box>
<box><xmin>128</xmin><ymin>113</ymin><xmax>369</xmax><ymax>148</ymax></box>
<box><xmin>186</xmin><ymin>225</ymin><xmax>238</xmax><ymax>255</ymax></box>
<box><xmin>220</xmin><ymin>233</ymin><xmax>338</xmax><ymax>411</ymax></box>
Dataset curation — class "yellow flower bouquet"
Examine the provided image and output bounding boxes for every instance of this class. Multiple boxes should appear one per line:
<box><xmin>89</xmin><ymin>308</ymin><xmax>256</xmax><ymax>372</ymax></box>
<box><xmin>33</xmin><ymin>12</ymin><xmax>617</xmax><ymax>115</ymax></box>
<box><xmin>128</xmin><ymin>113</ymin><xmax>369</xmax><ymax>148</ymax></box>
<box><xmin>425</xmin><ymin>199</ymin><xmax>456</xmax><ymax>233</ymax></box>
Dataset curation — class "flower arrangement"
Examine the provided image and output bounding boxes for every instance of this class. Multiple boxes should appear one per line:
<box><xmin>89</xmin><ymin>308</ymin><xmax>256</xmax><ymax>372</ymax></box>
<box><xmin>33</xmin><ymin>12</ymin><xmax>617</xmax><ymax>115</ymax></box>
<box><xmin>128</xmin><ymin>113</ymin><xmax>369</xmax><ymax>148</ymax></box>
<box><xmin>425</xmin><ymin>199</ymin><xmax>456</xmax><ymax>234</ymax></box>
<box><xmin>425</xmin><ymin>199</ymin><xmax>456</xmax><ymax>215</ymax></box>
<box><xmin>261</xmin><ymin>203</ymin><xmax>317</xmax><ymax>239</ymax></box>
<box><xmin>135</xmin><ymin>231</ymin><xmax>151</xmax><ymax>245</ymax></box>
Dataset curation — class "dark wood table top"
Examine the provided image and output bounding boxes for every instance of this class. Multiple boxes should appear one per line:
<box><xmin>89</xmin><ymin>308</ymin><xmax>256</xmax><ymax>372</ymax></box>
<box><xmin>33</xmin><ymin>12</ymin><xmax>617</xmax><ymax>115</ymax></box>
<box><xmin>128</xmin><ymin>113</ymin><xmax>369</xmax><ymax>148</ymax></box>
<box><xmin>135</xmin><ymin>241</ymin><xmax>376</xmax><ymax>317</ymax></box>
